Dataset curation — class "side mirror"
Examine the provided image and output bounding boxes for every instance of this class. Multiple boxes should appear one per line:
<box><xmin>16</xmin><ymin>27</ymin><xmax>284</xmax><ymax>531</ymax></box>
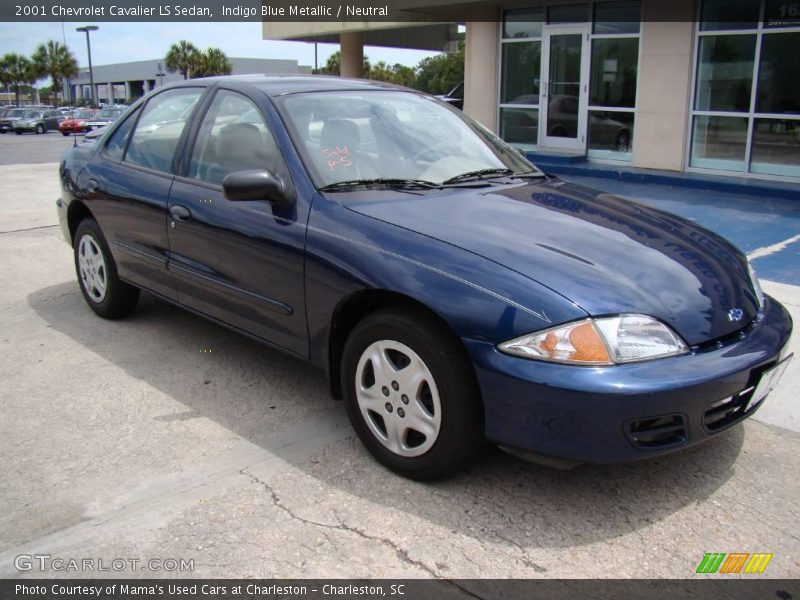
<box><xmin>222</xmin><ymin>169</ymin><xmax>289</xmax><ymax>206</ymax></box>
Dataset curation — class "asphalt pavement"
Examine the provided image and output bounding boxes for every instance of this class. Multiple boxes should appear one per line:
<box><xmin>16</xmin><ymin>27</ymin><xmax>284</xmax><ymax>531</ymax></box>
<box><xmin>0</xmin><ymin>133</ymin><xmax>798</xmax><ymax>581</ymax></box>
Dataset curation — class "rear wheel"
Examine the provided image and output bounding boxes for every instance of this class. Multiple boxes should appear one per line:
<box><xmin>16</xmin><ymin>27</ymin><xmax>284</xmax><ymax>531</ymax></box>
<box><xmin>341</xmin><ymin>308</ymin><xmax>483</xmax><ymax>480</ymax></box>
<box><xmin>62</xmin><ymin>131</ymin><xmax>70</xmax><ymax>137</ymax></box>
<box><xmin>74</xmin><ymin>219</ymin><xmax>139</xmax><ymax>319</ymax></box>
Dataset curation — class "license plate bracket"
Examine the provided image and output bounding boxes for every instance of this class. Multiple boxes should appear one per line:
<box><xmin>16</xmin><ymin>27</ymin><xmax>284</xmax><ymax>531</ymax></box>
<box><xmin>746</xmin><ymin>354</ymin><xmax>793</xmax><ymax>413</ymax></box>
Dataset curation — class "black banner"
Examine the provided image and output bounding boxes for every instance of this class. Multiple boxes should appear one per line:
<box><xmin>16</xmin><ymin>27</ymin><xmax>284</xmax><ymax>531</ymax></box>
<box><xmin>1</xmin><ymin>579</ymin><xmax>799</xmax><ymax>600</ymax></box>
<box><xmin>1</xmin><ymin>0</ymin><xmax>792</xmax><ymax>22</ymax></box>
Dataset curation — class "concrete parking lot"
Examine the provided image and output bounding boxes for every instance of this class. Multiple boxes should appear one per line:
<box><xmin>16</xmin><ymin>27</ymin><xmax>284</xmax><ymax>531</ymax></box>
<box><xmin>1</xmin><ymin>133</ymin><xmax>799</xmax><ymax>581</ymax></box>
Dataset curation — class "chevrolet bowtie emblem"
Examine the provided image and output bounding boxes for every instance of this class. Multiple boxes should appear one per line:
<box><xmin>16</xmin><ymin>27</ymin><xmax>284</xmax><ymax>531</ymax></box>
<box><xmin>728</xmin><ymin>308</ymin><xmax>744</xmax><ymax>322</ymax></box>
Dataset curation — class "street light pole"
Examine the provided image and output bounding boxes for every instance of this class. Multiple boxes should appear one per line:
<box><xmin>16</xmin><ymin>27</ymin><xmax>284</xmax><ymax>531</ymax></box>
<box><xmin>76</xmin><ymin>25</ymin><xmax>99</xmax><ymax>106</ymax></box>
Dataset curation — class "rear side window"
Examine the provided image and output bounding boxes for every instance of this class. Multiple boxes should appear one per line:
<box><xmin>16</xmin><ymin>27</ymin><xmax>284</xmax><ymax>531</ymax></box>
<box><xmin>105</xmin><ymin>107</ymin><xmax>141</xmax><ymax>162</ymax></box>
<box><xmin>124</xmin><ymin>88</ymin><xmax>203</xmax><ymax>173</ymax></box>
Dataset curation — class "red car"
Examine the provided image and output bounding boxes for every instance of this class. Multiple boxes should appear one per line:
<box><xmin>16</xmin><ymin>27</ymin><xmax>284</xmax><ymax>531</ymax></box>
<box><xmin>58</xmin><ymin>110</ymin><xmax>96</xmax><ymax>136</ymax></box>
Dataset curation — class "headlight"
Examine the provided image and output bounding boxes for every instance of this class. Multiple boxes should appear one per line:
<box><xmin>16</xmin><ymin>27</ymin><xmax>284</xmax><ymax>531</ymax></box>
<box><xmin>498</xmin><ymin>314</ymin><xmax>688</xmax><ymax>365</ymax></box>
<box><xmin>747</xmin><ymin>260</ymin><xmax>765</xmax><ymax>310</ymax></box>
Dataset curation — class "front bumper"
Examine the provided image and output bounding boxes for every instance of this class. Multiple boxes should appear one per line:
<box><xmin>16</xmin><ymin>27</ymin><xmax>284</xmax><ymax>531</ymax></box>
<box><xmin>465</xmin><ymin>295</ymin><xmax>793</xmax><ymax>463</ymax></box>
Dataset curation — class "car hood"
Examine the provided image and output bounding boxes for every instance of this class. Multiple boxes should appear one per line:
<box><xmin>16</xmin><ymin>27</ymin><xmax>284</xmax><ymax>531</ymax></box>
<box><xmin>344</xmin><ymin>179</ymin><xmax>760</xmax><ymax>345</ymax></box>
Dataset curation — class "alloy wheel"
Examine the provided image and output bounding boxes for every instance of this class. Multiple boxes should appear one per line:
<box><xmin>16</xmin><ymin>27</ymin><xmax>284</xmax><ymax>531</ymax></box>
<box><xmin>355</xmin><ymin>340</ymin><xmax>442</xmax><ymax>457</ymax></box>
<box><xmin>77</xmin><ymin>233</ymin><xmax>108</xmax><ymax>303</ymax></box>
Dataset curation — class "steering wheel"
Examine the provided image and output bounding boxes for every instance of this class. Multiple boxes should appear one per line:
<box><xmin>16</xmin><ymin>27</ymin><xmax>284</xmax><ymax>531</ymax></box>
<box><xmin>408</xmin><ymin>141</ymin><xmax>458</xmax><ymax>164</ymax></box>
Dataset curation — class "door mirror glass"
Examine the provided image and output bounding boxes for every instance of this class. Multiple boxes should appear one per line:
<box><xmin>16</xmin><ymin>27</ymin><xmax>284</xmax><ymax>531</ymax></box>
<box><xmin>222</xmin><ymin>169</ymin><xmax>287</xmax><ymax>205</ymax></box>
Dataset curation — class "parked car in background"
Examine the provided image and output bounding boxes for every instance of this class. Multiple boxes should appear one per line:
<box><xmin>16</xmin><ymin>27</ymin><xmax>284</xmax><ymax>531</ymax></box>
<box><xmin>0</xmin><ymin>107</ymin><xmax>30</xmax><ymax>133</ymax></box>
<box><xmin>0</xmin><ymin>105</ymin><xmax>18</xmax><ymax>119</ymax></box>
<box><xmin>14</xmin><ymin>109</ymin><xmax>61</xmax><ymax>134</ymax></box>
<box><xmin>84</xmin><ymin>106</ymin><xmax>127</xmax><ymax>132</ymax></box>
<box><xmin>59</xmin><ymin>109</ymin><xmax>97</xmax><ymax>136</ymax></box>
<box><xmin>57</xmin><ymin>76</ymin><xmax>792</xmax><ymax>480</ymax></box>
<box><xmin>437</xmin><ymin>82</ymin><xmax>464</xmax><ymax>110</ymax></box>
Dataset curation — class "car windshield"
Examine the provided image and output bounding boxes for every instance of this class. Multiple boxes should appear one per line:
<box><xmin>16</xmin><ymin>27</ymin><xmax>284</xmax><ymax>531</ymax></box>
<box><xmin>7</xmin><ymin>109</ymin><xmax>26</xmax><ymax>117</ymax></box>
<box><xmin>75</xmin><ymin>110</ymin><xmax>95</xmax><ymax>119</ymax></box>
<box><xmin>278</xmin><ymin>90</ymin><xmax>539</xmax><ymax>188</ymax></box>
<box><xmin>24</xmin><ymin>111</ymin><xmax>41</xmax><ymax>118</ymax></box>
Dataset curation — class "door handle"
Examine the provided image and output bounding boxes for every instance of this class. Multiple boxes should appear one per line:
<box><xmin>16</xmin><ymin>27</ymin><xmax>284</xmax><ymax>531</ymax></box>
<box><xmin>86</xmin><ymin>178</ymin><xmax>99</xmax><ymax>193</ymax></box>
<box><xmin>169</xmin><ymin>205</ymin><xmax>192</xmax><ymax>222</ymax></box>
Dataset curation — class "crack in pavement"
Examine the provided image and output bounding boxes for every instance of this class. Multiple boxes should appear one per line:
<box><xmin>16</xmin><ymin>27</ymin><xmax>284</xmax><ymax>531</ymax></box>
<box><xmin>0</xmin><ymin>224</ymin><xmax>59</xmax><ymax>235</ymax></box>
<box><xmin>240</xmin><ymin>468</ymin><xmax>487</xmax><ymax>600</ymax></box>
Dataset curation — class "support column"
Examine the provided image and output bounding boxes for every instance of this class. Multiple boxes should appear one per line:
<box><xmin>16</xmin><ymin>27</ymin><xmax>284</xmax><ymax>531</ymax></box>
<box><xmin>75</xmin><ymin>85</ymin><xmax>82</xmax><ymax>102</ymax></box>
<box><xmin>632</xmin><ymin>0</ymin><xmax>695</xmax><ymax>171</ymax></box>
<box><xmin>108</xmin><ymin>82</ymin><xmax>114</xmax><ymax>103</ymax></box>
<box><xmin>340</xmin><ymin>31</ymin><xmax>364</xmax><ymax>78</ymax></box>
<box><xmin>464</xmin><ymin>6</ymin><xmax>500</xmax><ymax>132</ymax></box>
<box><xmin>143</xmin><ymin>80</ymin><xmax>151</xmax><ymax>94</ymax></box>
<box><xmin>124</xmin><ymin>81</ymin><xmax>131</xmax><ymax>102</ymax></box>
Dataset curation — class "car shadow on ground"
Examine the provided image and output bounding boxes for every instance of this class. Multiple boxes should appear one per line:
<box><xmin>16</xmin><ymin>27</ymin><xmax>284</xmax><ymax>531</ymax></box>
<box><xmin>29</xmin><ymin>282</ymin><xmax>745</xmax><ymax>550</ymax></box>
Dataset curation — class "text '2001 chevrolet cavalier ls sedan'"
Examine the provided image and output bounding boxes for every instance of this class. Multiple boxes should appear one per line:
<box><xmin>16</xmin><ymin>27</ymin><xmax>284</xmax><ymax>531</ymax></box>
<box><xmin>56</xmin><ymin>76</ymin><xmax>793</xmax><ymax>479</ymax></box>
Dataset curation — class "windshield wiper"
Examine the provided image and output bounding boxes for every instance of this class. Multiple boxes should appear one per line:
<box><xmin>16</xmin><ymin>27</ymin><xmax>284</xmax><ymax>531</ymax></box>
<box><xmin>442</xmin><ymin>168</ymin><xmax>547</xmax><ymax>185</ymax></box>
<box><xmin>320</xmin><ymin>178</ymin><xmax>441</xmax><ymax>192</ymax></box>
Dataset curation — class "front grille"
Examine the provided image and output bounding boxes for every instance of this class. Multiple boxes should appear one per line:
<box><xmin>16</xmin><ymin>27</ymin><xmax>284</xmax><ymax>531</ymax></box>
<box><xmin>703</xmin><ymin>387</ymin><xmax>756</xmax><ymax>432</ymax></box>
<box><xmin>625</xmin><ymin>414</ymin><xmax>687</xmax><ymax>449</ymax></box>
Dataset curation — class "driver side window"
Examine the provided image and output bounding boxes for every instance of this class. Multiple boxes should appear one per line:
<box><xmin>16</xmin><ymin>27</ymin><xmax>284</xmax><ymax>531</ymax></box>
<box><xmin>187</xmin><ymin>90</ymin><xmax>287</xmax><ymax>186</ymax></box>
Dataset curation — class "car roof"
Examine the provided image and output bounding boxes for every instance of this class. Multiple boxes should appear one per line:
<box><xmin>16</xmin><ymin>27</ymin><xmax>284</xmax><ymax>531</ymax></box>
<box><xmin>165</xmin><ymin>74</ymin><xmax>407</xmax><ymax>97</ymax></box>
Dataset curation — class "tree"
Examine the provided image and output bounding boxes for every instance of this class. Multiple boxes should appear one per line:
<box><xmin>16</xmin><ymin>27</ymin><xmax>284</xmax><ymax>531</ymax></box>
<box><xmin>391</xmin><ymin>64</ymin><xmax>417</xmax><ymax>88</ymax></box>
<box><xmin>165</xmin><ymin>40</ymin><xmax>201</xmax><ymax>80</ymax></box>
<box><xmin>0</xmin><ymin>53</ymin><xmax>36</xmax><ymax>105</ymax></box>
<box><xmin>368</xmin><ymin>61</ymin><xmax>393</xmax><ymax>82</ymax></box>
<box><xmin>192</xmin><ymin>47</ymin><xmax>233</xmax><ymax>78</ymax></box>
<box><xmin>414</xmin><ymin>42</ymin><xmax>464</xmax><ymax>95</ymax></box>
<box><xmin>31</xmin><ymin>40</ymin><xmax>78</xmax><ymax>106</ymax></box>
<box><xmin>319</xmin><ymin>50</ymin><xmax>371</xmax><ymax>77</ymax></box>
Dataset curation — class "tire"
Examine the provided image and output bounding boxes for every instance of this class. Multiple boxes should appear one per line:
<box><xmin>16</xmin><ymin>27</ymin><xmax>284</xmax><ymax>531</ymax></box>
<box><xmin>341</xmin><ymin>308</ymin><xmax>484</xmax><ymax>480</ymax></box>
<box><xmin>15</xmin><ymin>130</ymin><xmax>21</xmax><ymax>135</ymax></box>
<box><xmin>62</xmin><ymin>131</ymin><xmax>70</xmax><ymax>137</ymax></box>
<box><xmin>74</xmin><ymin>218</ymin><xmax>140</xmax><ymax>319</ymax></box>
<box><xmin>35</xmin><ymin>124</ymin><xmax>44</xmax><ymax>134</ymax></box>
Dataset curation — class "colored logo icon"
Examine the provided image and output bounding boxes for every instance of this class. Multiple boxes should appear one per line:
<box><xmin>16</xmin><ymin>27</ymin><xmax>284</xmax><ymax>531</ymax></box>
<box><xmin>696</xmin><ymin>552</ymin><xmax>773</xmax><ymax>574</ymax></box>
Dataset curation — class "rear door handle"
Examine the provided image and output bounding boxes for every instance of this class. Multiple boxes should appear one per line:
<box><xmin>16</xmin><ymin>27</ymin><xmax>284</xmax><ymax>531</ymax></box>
<box><xmin>169</xmin><ymin>205</ymin><xmax>192</xmax><ymax>222</ymax></box>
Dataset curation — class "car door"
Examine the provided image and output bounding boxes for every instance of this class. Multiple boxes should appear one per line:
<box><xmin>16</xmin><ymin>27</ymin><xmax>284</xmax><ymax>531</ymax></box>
<box><xmin>46</xmin><ymin>110</ymin><xmax>59</xmax><ymax>130</ymax></box>
<box><xmin>83</xmin><ymin>87</ymin><xmax>206</xmax><ymax>300</ymax></box>
<box><xmin>166</xmin><ymin>87</ymin><xmax>308</xmax><ymax>356</ymax></box>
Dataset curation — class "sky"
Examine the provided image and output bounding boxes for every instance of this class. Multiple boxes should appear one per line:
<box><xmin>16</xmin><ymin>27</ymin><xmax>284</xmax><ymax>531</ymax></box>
<box><xmin>0</xmin><ymin>21</ymin><xmax>441</xmax><ymax>79</ymax></box>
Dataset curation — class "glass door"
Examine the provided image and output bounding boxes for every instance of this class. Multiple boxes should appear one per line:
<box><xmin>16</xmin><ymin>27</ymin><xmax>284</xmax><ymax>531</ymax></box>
<box><xmin>540</xmin><ymin>25</ymin><xmax>590</xmax><ymax>151</ymax></box>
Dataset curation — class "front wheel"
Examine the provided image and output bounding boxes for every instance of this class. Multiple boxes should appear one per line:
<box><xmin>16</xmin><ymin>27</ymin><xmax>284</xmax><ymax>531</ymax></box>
<box><xmin>35</xmin><ymin>124</ymin><xmax>44</xmax><ymax>134</ymax></box>
<box><xmin>74</xmin><ymin>219</ymin><xmax>140</xmax><ymax>319</ymax></box>
<box><xmin>341</xmin><ymin>309</ymin><xmax>483</xmax><ymax>480</ymax></box>
<box><xmin>61</xmin><ymin>131</ymin><xmax>70</xmax><ymax>136</ymax></box>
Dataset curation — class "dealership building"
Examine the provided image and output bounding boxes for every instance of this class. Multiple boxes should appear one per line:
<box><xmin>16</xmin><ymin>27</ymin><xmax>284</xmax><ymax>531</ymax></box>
<box><xmin>264</xmin><ymin>0</ymin><xmax>800</xmax><ymax>182</ymax></box>
<box><xmin>66</xmin><ymin>57</ymin><xmax>312</xmax><ymax>105</ymax></box>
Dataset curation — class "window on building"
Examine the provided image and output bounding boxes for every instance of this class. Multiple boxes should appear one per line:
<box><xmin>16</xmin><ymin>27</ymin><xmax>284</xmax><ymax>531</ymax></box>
<box><xmin>587</xmin><ymin>0</ymin><xmax>640</xmax><ymax>160</ymax></box>
<box><xmin>690</xmin><ymin>0</ymin><xmax>800</xmax><ymax>178</ymax></box>
<box><xmin>498</xmin><ymin>1</ymin><xmax>641</xmax><ymax>158</ymax></box>
<box><xmin>499</xmin><ymin>8</ymin><xmax>543</xmax><ymax>150</ymax></box>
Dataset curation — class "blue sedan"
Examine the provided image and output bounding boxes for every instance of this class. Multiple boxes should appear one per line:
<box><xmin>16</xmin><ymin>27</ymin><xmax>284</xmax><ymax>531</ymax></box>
<box><xmin>56</xmin><ymin>76</ymin><xmax>793</xmax><ymax>479</ymax></box>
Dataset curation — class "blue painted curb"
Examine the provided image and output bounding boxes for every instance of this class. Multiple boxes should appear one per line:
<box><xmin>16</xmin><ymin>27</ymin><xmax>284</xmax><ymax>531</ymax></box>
<box><xmin>527</xmin><ymin>155</ymin><xmax>799</xmax><ymax>201</ymax></box>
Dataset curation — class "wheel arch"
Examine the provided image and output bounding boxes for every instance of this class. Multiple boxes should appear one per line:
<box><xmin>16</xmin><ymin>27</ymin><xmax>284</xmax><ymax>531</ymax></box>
<box><xmin>67</xmin><ymin>200</ymin><xmax>94</xmax><ymax>245</ymax></box>
<box><xmin>327</xmin><ymin>288</ymin><xmax>473</xmax><ymax>401</ymax></box>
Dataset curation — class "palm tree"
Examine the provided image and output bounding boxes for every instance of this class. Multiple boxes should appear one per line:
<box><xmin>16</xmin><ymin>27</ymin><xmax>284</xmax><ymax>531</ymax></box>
<box><xmin>1</xmin><ymin>53</ymin><xmax>36</xmax><ymax>105</ymax></box>
<box><xmin>321</xmin><ymin>50</ymin><xmax>371</xmax><ymax>77</ymax></box>
<box><xmin>31</xmin><ymin>40</ymin><xmax>78</xmax><ymax>107</ymax></box>
<box><xmin>193</xmin><ymin>47</ymin><xmax>232</xmax><ymax>78</ymax></box>
<box><xmin>165</xmin><ymin>41</ymin><xmax>200</xmax><ymax>80</ymax></box>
